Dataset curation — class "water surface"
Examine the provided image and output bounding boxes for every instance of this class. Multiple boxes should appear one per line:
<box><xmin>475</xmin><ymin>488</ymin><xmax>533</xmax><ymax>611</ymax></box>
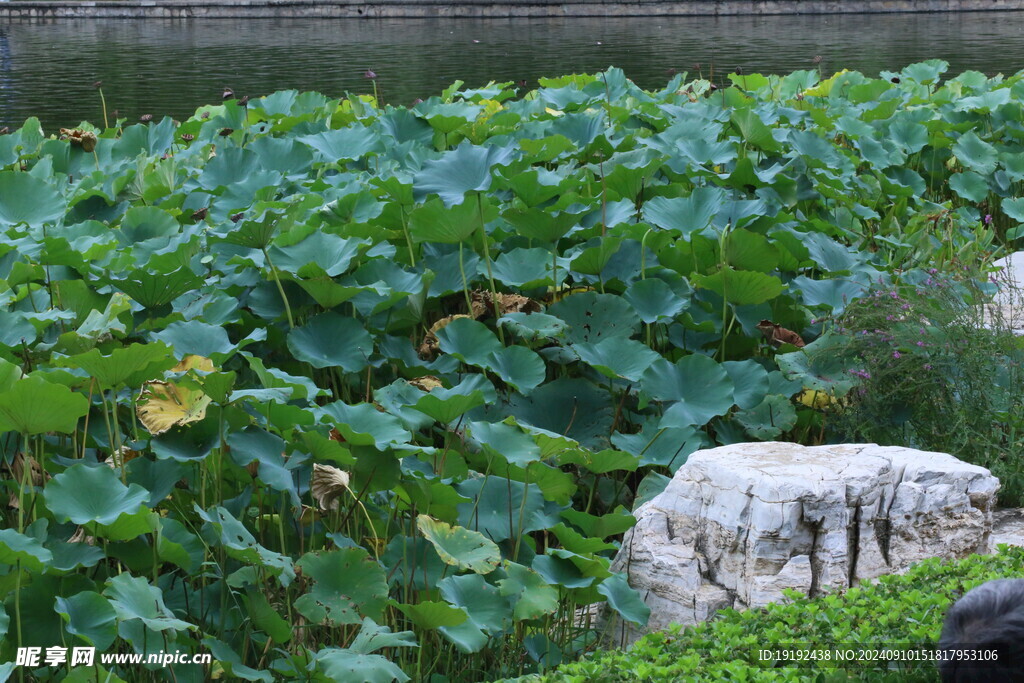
<box><xmin>1</xmin><ymin>13</ymin><xmax>1023</xmax><ymax>129</ymax></box>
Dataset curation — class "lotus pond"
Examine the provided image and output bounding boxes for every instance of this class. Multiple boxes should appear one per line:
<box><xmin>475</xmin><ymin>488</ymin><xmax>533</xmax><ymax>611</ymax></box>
<box><xmin>1</xmin><ymin>61</ymin><xmax>1023</xmax><ymax>682</ymax></box>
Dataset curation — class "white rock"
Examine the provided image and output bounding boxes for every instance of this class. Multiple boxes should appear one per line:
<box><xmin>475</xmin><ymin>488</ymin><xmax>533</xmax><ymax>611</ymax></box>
<box><xmin>606</xmin><ymin>442</ymin><xmax>998</xmax><ymax>645</ymax></box>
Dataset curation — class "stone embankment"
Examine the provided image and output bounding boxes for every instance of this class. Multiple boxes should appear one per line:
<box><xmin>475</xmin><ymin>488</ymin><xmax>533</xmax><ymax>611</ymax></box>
<box><xmin>2</xmin><ymin>0</ymin><xmax>1024</xmax><ymax>18</ymax></box>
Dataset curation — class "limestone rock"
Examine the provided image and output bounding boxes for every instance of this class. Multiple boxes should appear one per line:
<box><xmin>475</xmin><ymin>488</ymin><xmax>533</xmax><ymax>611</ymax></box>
<box><xmin>991</xmin><ymin>508</ymin><xmax>1024</xmax><ymax>548</ymax></box>
<box><xmin>605</xmin><ymin>442</ymin><xmax>998</xmax><ymax>646</ymax></box>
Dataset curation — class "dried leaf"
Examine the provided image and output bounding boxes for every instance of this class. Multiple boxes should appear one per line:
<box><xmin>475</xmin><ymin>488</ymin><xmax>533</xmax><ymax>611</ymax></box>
<box><xmin>409</xmin><ymin>375</ymin><xmax>444</xmax><ymax>392</ymax></box>
<box><xmin>136</xmin><ymin>355</ymin><xmax>215</xmax><ymax>435</ymax></box>
<box><xmin>418</xmin><ymin>314</ymin><xmax>473</xmax><ymax>360</ymax></box>
<box><xmin>311</xmin><ymin>463</ymin><xmax>351</xmax><ymax>511</ymax></box>
<box><xmin>756</xmin><ymin>319</ymin><xmax>805</xmax><ymax>348</ymax></box>
<box><xmin>471</xmin><ymin>290</ymin><xmax>542</xmax><ymax>318</ymax></box>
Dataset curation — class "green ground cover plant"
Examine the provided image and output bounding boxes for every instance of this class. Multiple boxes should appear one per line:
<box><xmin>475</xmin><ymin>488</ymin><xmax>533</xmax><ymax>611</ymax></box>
<box><xmin>0</xmin><ymin>60</ymin><xmax>1022</xmax><ymax>681</ymax></box>
<box><xmin>517</xmin><ymin>545</ymin><xmax>1024</xmax><ymax>682</ymax></box>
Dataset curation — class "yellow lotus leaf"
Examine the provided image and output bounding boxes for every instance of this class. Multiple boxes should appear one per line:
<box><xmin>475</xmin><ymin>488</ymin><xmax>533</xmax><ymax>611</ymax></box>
<box><xmin>136</xmin><ymin>355</ymin><xmax>215</xmax><ymax>435</ymax></box>
<box><xmin>796</xmin><ymin>388</ymin><xmax>834</xmax><ymax>410</ymax></box>
<box><xmin>803</xmin><ymin>69</ymin><xmax>850</xmax><ymax>98</ymax></box>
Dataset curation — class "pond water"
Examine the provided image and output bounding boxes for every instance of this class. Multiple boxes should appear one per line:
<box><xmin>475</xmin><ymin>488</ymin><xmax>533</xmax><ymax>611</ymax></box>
<box><xmin>1</xmin><ymin>12</ymin><xmax>1024</xmax><ymax>130</ymax></box>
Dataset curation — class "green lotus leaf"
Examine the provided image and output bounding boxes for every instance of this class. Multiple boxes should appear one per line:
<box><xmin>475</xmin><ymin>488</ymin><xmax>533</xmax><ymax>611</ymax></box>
<box><xmin>417</xmin><ymin>515</ymin><xmax>501</xmax><ymax>575</ymax></box>
<box><xmin>413</xmin><ymin>377</ymin><xmax>488</xmax><ymax>425</ymax></box>
<box><xmin>0</xmin><ymin>310</ymin><xmax>38</xmax><ymax>349</ymax></box>
<box><xmin>561</xmin><ymin>506</ymin><xmax>636</xmax><ymax>539</ymax></box>
<box><xmin>113</xmin><ymin>266</ymin><xmax>204</xmax><ymax>308</ymax></box>
<box><xmin>0</xmin><ymin>528</ymin><xmax>52</xmax><ymax>571</ymax></box>
<box><xmin>0</xmin><ymin>376</ymin><xmax>90</xmax><ymax>435</ymax></box>
<box><xmin>548</xmin><ymin>522</ymin><xmax>617</xmax><ymax>554</ymax></box>
<box><xmin>952</xmin><ymin>130</ymin><xmax>998</xmax><ymax>175</ymax></box>
<box><xmin>886</xmin><ymin>118</ymin><xmax>929</xmax><ymax>155</ymax></box>
<box><xmin>268</xmin><ymin>231</ymin><xmax>367</xmax><ymax>277</ymax></box>
<box><xmin>791</xmin><ymin>276</ymin><xmax>867</xmax><ymax>314</ymax></box>
<box><xmin>532</xmin><ymin>553</ymin><xmax>595</xmax><ymax>589</ymax></box>
<box><xmin>731</xmin><ymin>107</ymin><xmax>781</xmax><ymax>152</ymax></box>
<box><xmin>349</xmin><ymin>617</ymin><xmax>418</xmax><ymax>654</ymax></box>
<box><xmin>468</xmin><ymin>420</ymin><xmax>541</xmax><ymax>467</ymax></box>
<box><xmin>612</xmin><ymin>422</ymin><xmax>703</xmax><ymax>471</ymax></box>
<box><xmin>508</xmin><ymin>377</ymin><xmax>614</xmax><ymax>450</ymax></box>
<box><xmin>294</xmin><ymin>548</ymin><xmax>388</xmax><ymax>626</ymax></box>
<box><xmin>623</xmin><ymin>278</ymin><xmax>688</xmax><ymax>323</ymax></box>
<box><xmin>203</xmin><ymin>637</ymin><xmax>274</xmax><ymax>683</ymax></box>
<box><xmin>413</xmin><ymin>141</ymin><xmax>514</xmax><ymax>206</ymax></box>
<box><xmin>299</xmin><ymin>125</ymin><xmax>382</xmax><ymax>162</ymax></box>
<box><xmin>598</xmin><ymin>572</ymin><xmax>651</xmax><ymax>627</ymax></box>
<box><xmin>691</xmin><ymin>267</ymin><xmax>784</xmax><ymax>306</ymax></box>
<box><xmin>287</xmin><ymin>313</ymin><xmax>374</xmax><ymax>372</ymax></box>
<box><xmin>57</xmin><ymin>341</ymin><xmax>175</xmax><ymax>389</ymax></box>
<box><xmin>502</xmin><ymin>206</ymin><xmax>582</xmax><ymax>243</ymax></box>
<box><xmin>1003</xmin><ymin>197</ymin><xmax>1024</xmax><ymax>222</ymax></box>
<box><xmin>194</xmin><ymin>505</ymin><xmax>295</xmax><ymax>586</ymax></box>
<box><xmin>726</xmin><ymin>229</ymin><xmax>780</xmax><ymax>273</ymax></box>
<box><xmin>46</xmin><ymin>538</ymin><xmax>105</xmax><ymax>572</ymax></box>
<box><xmin>244</xmin><ymin>590</ymin><xmax>291</xmax><ymax>644</ymax></box>
<box><xmin>44</xmin><ymin>465</ymin><xmax>150</xmax><ymax>526</ymax></box>
<box><xmin>55</xmin><ymin>591</ymin><xmax>118</xmax><ymax>650</ymax></box>
<box><xmin>568</xmin><ymin>236</ymin><xmax>623</xmax><ymax>276</ymax></box>
<box><xmin>483</xmin><ymin>345</ymin><xmax>546</xmax><ymax>393</ymax></box>
<box><xmin>103</xmin><ymin>573</ymin><xmax>194</xmax><ymax>633</ymax></box>
<box><xmin>723</xmin><ymin>359</ymin><xmax>771</xmax><ymax>410</ymax></box>
<box><xmin>394</xmin><ymin>601</ymin><xmax>468</xmax><ymax>629</ymax></box>
<box><xmin>316</xmin><ymin>649</ymin><xmax>410</xmax><ymax>683</ymax></box>
<box><xmin>0</xmin><ymin>358</ymin><xmax>24</xmax><ymax>393</ymax></box>
<box><xmin>435</xmin><ymin>317</ymin><xmax>503</xmax><ymax>367</ymax></box>
<box><xmin>457</xmin><ymin>476</ymin><xmax>550</xmax><ymax>543</ymax></box>
<box><xmin>318</xmin><ymin>401</ymin><xmax>411</xmax><ymax>448</ymax></box>
<box><xmin>547</xmin><ymin>292</ymin><xmax>640</xmax><ymax>344</ymax></box>
<box><xmin>490</xmin><ymin>247</ymin><xmax>557</xmax><ymax>287</ymax></box>
<box><xmin>497</xmin><ymin>562</ymin><xmax>559</xmax><ymax>620</ymax></box>
<box><xmin>736</xmin><ymin>393</ymin><xmax>799</xmax><ymax>440</ymax></box>
<box><xmin>423</xmin><ymin>102</ymin><xmax>482</xmax><ymax>134</ymax></box>
<box><xmin>949</xmin><ymin>170</ymin><xmax>990</xmax><ymax>203</ymax></box>
<box><xmin>157</xmin><ymin>518</ymin><xmax>205</xmax><ymax>573</ymax></box>
<box><xmin>0</xmin><ymin>170</ymin><xmax>66</xmax><ymax>226</ymax></box>
<box><xmin>408</xmin><ymin>195</ymin><xmax>496</xmax><ymax>244</ymax></box>
<box><xmin>571</xmin><ymin>337</ymin><xmax>661</xmax><ymax>382</ymax></box>
<box><xmin>497</xmin><ymin>312</ymin><xmax>568</xmax><ymax>340</ymax></box>
<box><xmin>249</xmin><ymin>135</ymin><xmax>314</xmax><ymax>177</ymax></box>
<box><xmin>438</xmin><ymin>573</ymin><xmax>514</xmax><ymax>653</ymax></box>
<box><xmin>642</xmin><ymin>355</ymin><xmax>734</xmax><ymax>427</ymax></box>
<box><xmin>557</xmin><ymin>447</ymin><xmax>639</xmax><ymax>474</ymax></box>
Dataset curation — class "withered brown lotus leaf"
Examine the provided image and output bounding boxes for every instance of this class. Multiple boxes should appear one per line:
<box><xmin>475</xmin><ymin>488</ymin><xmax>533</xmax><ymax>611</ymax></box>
<box><xmin>311</xmin><ymin>463</ymin><xmax>351</xmax><ymax>511</ymax></box>
<box><xmin>756</xmin><ymin>319</ymin><xmax>806</xmax><ymax>348</ymax></box>
<box><xmin>409</xmin><ymin>375</ymin><xmax>444</xmax><ymax>392</ymax></box>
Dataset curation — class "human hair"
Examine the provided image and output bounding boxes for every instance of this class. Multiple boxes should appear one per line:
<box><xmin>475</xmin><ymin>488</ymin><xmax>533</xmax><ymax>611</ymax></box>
<box><xmin>938</xmin><ymin>578</ymin><xmax>1024</xmax><ymax>682</ymax></box>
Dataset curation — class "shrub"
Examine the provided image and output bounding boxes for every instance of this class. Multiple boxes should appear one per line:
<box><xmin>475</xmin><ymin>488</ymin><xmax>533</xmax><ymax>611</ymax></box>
<box><xmin>521</xmin><ymin>546</ymin><xmax>1024</xmax><ymax>682</ymax></box>
<box><xmin>819</xmin><ymin>268</ymin><xmax>1024</xmax><ymax>504</ymax></box>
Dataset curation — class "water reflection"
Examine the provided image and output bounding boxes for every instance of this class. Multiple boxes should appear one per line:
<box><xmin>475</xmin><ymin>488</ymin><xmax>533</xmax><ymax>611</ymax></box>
<box><xmin>1</xmin><ymin>13</ymin><xmax>1023</xmax><ymax>129</ymax></box>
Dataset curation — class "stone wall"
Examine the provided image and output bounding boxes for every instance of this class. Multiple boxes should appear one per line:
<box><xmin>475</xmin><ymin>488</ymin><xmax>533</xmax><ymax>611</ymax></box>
<box><xmin>1</xmin><ymin>0</ymin><xmax>1023</xmax><ymax>19</ymax></box>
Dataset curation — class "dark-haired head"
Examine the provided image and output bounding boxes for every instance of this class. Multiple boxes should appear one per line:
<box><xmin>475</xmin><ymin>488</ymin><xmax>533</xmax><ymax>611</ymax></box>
<box><xmin>938</xmin><ymin>578</ymin><xmax>1024</xmax><ymax>682</ymax></box>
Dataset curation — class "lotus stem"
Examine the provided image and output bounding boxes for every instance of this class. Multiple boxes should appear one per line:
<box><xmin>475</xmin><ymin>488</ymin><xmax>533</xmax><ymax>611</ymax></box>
<box><xmin>477</xmin><ymin>193</ymin><xmax>505</xmax><ymax>345</ymax></box>
<box><xmin>458</xmin><ymin>241</ymin><xmax>473</xmax><ymax>314</ymax></box>
<box><xmin>98</xmin><ymin>87</ymin><xmax>109</xmax><ymax>130</ymax></box>
<box><xmin>261</xmin><ymin>247</ymin><xmax>295</xmax><ymax>329</ymax></box>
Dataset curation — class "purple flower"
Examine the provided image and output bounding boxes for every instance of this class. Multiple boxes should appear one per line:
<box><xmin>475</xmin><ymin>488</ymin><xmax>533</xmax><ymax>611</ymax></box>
<box><xmin>364</xmin><ymin>69</ymin><xmax>377</xmax><ymax>79</ymax></box>
<box><xmin>924</xmin><ymin>364</ymin><xmax>933</xmax><ymax>370</ymax></box>
<box><xmin>984</xmin><ymin>214</ymin><xmax>993</xmax><ymax>225</ymax></box>
<box><xmin>849</xmin><ymin>369</ymin><xmax>872</xmax><ymax>380</ymax></box>
<box><xmin>916</xmin><ymin>341</ymin><xmax>926</xmax><ymax>347</ymax></box>
<box><xmin>893</xmin><ymin>350</ymin><xmax>901</xmax><ymax>359</ymax></box>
